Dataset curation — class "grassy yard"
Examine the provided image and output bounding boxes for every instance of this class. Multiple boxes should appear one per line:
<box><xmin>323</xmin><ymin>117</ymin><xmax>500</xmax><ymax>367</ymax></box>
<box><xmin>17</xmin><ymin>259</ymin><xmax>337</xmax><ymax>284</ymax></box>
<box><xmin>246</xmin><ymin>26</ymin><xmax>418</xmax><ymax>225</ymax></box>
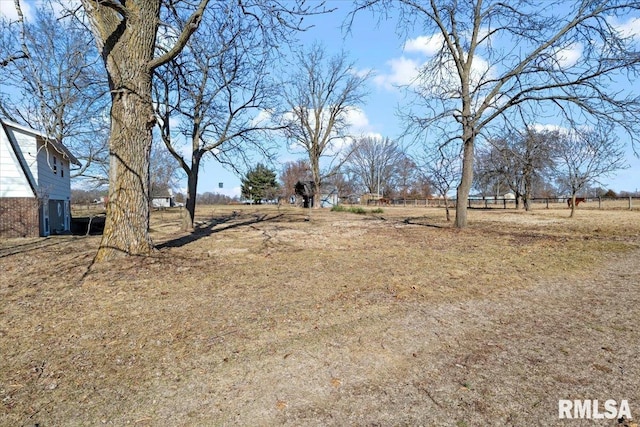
<box><xmin>1</xmin><ymin>205</ymin><xmax>639</xmax><ymax>426</ymax></box>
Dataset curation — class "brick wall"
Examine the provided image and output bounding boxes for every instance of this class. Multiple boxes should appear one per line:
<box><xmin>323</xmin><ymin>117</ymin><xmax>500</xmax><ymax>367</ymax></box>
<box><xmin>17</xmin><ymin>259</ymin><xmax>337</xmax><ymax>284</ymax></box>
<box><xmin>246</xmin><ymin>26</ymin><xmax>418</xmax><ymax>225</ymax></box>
<box><xmin>0</xmin><ymin>197</ymin><xmax>40</xmax><ymax>238</ymax></box>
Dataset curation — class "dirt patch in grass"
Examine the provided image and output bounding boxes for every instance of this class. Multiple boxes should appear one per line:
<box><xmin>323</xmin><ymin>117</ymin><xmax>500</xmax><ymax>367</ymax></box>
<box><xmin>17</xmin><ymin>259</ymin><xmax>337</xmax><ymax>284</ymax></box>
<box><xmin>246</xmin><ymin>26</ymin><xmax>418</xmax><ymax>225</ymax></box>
<box><xmin>1</xmin><ymin>205</ymin><xmax>639</xmax><ymax>426</ymax></box>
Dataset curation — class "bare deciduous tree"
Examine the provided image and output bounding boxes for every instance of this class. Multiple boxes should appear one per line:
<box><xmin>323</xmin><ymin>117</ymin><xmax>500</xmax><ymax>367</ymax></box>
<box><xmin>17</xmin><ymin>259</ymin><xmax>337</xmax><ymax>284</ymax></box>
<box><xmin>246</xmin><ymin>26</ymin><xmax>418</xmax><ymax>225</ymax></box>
<box><xmin>149</xmin><ymin>139</ymin><xmax>183</xmax><ymax>198</ymax></box>
<box><xmin>0</xmin><ymin>1</ymin><xmax>110</xmax><ymax>186</ymax></box>
<box><xmin>553</xmin><ymin>125</ymin><xmax>628</xmax><ymax>217</ymax></box>
<box><xmin>345</xmin><ymin>136</ymin><xmax>407</xmax><ymax>197</ymax></box>
<box><xmin>420</xmin><ymin>143</ymin><xmax>461</xmax><ymax>221</ymax></box>
<box><xmin>80</xmin><ymin>0</ymin><xmax>209</xmax><ymax>260</ymax></box>
<box><xmin>155</xmin><ymin>1</ymin><xmax>326</xmax><ymax>230</ymax></box>
<box><xmin>279</xmin><ymin>43</ymin><xmax>370</xmax><ymax>208</ymax></box>
<box><xmin>279</xmin><ymin>159</ymin><xmax>312</xmax><ymax>204</ymax></box>
<box><xmin>476</xmin><ymin>128</ymin><xmax>556</xmax><ymax>210</ymax></box>
<box><xmin>352</xmin><ymin>0</ymin><xmax>640</xmax><ymax>227</ymax></box>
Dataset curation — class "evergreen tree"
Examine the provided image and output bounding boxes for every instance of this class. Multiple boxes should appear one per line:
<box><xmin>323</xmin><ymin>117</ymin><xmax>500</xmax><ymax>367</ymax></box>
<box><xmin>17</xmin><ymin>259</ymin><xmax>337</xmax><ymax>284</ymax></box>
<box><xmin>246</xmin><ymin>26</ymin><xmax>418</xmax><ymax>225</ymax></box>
<box><xmin>241</xmin><ymin>164</ymin><xmax>279</xmax><ymax>204</ymax></box>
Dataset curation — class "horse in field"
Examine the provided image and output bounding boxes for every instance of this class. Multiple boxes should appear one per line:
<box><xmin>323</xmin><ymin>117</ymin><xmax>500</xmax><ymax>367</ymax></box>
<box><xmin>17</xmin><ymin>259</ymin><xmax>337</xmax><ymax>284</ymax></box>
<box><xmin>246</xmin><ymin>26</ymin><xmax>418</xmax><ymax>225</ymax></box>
<box><xmin>567</xmin><ymin>197</ymin><xmax>586</xmax><ymax>208</ymax></box>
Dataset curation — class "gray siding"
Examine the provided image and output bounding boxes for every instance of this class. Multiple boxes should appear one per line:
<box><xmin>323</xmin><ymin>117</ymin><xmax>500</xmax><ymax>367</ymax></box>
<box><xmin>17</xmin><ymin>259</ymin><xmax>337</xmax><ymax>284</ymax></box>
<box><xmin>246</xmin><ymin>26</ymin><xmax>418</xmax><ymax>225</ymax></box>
<box><xmin>36</xmin><ymin>137</ymin><xmax>71</xmax><ymax>201</ymax></box>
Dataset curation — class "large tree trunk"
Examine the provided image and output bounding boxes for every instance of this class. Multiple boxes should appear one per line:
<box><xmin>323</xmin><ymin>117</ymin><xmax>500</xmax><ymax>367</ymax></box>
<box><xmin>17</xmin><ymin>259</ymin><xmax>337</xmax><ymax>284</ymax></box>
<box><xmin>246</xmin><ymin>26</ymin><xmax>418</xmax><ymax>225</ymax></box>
<box><xmin>97</xmin><ymin>91</ymin><xmax>155</xmax><ymax>260</ymax></box>
<box><xmin>454</xmin><ymin>134</ymin><xmax>474</xmax><ymax>228</ymax></box>
<box><xmin>89</xmin><ymin>2</ymin><xmax>160</xmax><ymax>261</ymax></box>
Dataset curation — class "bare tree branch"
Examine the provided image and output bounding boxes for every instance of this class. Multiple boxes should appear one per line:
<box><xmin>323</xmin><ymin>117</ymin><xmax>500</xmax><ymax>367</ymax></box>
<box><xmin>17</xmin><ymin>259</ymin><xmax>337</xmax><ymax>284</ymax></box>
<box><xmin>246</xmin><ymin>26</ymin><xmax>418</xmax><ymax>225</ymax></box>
<box><xmin>148</xmin><ymin>0</ymin><xmax>210</xmax><ymax>71</ymax></box>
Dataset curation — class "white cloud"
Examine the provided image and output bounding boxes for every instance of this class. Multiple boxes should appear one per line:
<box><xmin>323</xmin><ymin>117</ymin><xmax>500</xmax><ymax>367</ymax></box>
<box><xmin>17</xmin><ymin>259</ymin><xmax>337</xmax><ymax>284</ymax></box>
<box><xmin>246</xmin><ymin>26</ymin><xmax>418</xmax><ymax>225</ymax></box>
<box><xmin>283</xmin><ymin>105</ymin><xmax>380</xmax><ymax>156</ymax></box>
<box><xmin>155</xmin><ymin>25</ymin><xmax>179</xmax><ymax>56</ymax></box>
<box><xmin>373</xmin><ymin>56</ymin><xmax>423</xmax><ymax>90</ymax></box>
<box><xmin>326</xmin><ymin>106</ymin><xmax>382</xmax><ymax>155</ymax></box>
<box><xmin>609</xmin><ymin>16</ymin><xmax>640</xmax><ymax>42</ymax></box>
<box><xmin>343</xmin><ymin>106</ymin><xmax>371</xmax><ymax>132</ymax></box>
<box><xmin>0</xmin><ymin>0</ymin><xmax>79</xmax><ymax>22</ymax></box>
<box><xmin>553</xmin><ymin>43</ymin><xmax>583</xmax><ymax>69</ymax></box>
<box><xmin>404</xmin><ymin>34</ymin><xmax>444</xmax><ymax>56</ymax></box>
<box><xmin>349</xmin><ymin>67</ymin><xmax>373</xmax><ymax>79</ymax></box>
<box><xmin>0</xmin><ymin>0</ymin><xmax>34</xmax><ymax>21</ymax></box>
<box><xmin>415</xmin><ymin>53</ymin><xmax>493</xmax><ymax>103</ymax></box>
<box><xmin>532</xmin><ymin>123</ymin><xmax>565</xmax><ymax>133</ymax></box>
<box><xmin>250</xmin><ymin>109</ymin><xmax>273</xmax><ymax>127</ymax></box>
<box><xmin>530</xmin><ymin>123</ymin><xmax>583</xmax><ymax>137</ymax></box>
<box><xmin>475</xmin><ymin>26</ymin><xmax>491</xmax><ymax>44</ymax></box>
<box><xmin>376</xmin><ymin>32</ymin><xmax>495</xmax><ymax>94</ymax></box>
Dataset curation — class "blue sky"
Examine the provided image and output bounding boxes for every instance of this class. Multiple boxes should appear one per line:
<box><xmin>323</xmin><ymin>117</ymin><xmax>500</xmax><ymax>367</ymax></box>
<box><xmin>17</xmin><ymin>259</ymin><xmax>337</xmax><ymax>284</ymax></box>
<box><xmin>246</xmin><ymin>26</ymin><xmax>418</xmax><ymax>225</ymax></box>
<box><xmin>199</xmin><ymin>1</ymin><xmax>640</xmax><ymax>197</ymax></box>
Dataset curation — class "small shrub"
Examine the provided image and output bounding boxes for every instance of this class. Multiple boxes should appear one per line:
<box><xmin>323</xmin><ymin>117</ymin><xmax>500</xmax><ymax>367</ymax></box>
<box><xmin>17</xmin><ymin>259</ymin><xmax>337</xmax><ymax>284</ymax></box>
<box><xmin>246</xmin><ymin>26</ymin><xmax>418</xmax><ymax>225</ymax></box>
<box><xmin>331</xmin><ymin>205</ymin><xmax>378</xmax><ymax>215</ymax></box>
<box><xmin>370</xmin><ymin>208</ymin><xmax>384</xmax><ymax>214</ymax></box>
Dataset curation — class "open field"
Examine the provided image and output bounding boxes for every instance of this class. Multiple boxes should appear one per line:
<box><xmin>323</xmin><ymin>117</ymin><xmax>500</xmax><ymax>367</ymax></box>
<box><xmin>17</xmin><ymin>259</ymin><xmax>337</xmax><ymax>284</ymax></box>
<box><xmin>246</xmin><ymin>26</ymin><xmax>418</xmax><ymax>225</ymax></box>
<box><xmin>1</xmin><ymin>205</ymin><xmax>640</xmax><ymax>426</ymax></box>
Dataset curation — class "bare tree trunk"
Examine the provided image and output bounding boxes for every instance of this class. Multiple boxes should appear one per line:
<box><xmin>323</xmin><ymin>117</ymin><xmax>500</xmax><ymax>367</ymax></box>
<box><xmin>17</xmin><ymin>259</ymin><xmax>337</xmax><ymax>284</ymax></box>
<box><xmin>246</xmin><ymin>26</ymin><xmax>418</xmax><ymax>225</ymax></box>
<box><xmin>311</xmin><ymin>156</ymin><xmax>321</xmax><ymax>209</ymax></box>
<box><xmin>454</xmin><ymin>135</ymin><xmax>474</xmax><ymax>228</ymax></box>
<box><xmin>444</xmin><ymin>195</ymin><xmax>450</xmax><ymax>222</ymax></box>
<box><xmin>523</xmin><ymin>169</ymin><xmax>532</xmax><ymax>211</ymax></box>
<box><xmin>96</xmin><ymin>84</ymin><xmax>156</xmax><ymax>260</ymax></box>
<box><xmin>87</xmin><ymin>1</ymin><xmax>161</xmax><ymax>261</ymax></box>
<box><xmin>313</xmin><ymin>178</ymin><xmax>321</xmax><ymax>209</ymax></box>
<box><xmin>183</xmin><ymin>171</ymin><xmax>199</xmax><ymax>231</ymax></box>
<box><xmin>182</xmin><ymin>157</ymin><xmax>201</xmax><ymax>231</ymax></box>
<box><xmin>570</xmin><ymin>194</ymin><xmax>576</xmax><ymax>218</ymax></box>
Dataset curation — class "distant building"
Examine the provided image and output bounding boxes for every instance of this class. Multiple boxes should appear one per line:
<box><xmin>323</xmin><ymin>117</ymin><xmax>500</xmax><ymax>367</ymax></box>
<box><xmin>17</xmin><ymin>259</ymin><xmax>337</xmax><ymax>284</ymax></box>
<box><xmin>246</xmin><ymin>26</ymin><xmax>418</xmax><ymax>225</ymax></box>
<box><xmin>294</xmin><ymin>180</ymin><xmax>338</xmax><ymax>208</ymax></box>
<box><xmin>151</xmin><ymin>194</ymin><xmax>175</xmax><ymax>209</ymax></box>
<box><xmin>0</xmin><ymin>119</ymin><xmax>81</xmax><ymax>237</ymax></box>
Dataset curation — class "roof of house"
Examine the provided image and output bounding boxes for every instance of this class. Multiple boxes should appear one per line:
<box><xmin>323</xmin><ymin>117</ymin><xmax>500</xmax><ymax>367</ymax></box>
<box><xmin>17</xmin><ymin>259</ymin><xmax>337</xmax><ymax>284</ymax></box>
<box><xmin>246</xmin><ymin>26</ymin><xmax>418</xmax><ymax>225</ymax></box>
<box><xmin>0</xmin><ymin>119</ymin><xmax>81</xmax><ymax>166</ymax></box>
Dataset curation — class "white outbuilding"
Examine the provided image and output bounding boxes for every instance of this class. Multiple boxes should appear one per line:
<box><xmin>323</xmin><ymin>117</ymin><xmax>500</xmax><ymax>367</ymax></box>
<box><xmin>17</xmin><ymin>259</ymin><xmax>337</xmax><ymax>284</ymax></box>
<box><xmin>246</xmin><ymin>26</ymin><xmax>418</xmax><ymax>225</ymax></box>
<box><xmin>0</xmin><ymin>119</ymin><xmax>81</xmax><ymax>237</ymax></box>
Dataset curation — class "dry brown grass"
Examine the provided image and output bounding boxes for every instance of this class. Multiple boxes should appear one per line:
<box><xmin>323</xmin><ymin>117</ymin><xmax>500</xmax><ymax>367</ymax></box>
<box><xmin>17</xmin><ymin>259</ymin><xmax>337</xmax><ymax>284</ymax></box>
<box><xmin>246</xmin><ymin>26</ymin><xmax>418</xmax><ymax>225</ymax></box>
<box><xmin>1</xmin><ymin>205</ymin><xmax>639</xmax><ymax>426</ymax></box>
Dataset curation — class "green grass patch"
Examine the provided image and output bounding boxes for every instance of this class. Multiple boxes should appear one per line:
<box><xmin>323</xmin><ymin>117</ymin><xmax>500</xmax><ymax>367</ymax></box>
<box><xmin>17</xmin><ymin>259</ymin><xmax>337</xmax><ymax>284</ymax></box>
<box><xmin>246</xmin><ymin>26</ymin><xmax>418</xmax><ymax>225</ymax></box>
<box><xmin>331</xmin><ymin>205</ymin><xmax>381</xmax><ymax>215</ymax></box>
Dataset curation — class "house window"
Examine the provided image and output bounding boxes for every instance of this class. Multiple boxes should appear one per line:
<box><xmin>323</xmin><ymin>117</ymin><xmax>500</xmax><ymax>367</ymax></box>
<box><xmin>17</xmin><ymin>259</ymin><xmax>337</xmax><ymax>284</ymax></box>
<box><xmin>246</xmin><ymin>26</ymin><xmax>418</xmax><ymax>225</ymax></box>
<box><xmin>61</xmin><ymin>161</ymin><xmax>64</xmax><ymax>178</ymax></box>
<box><xmin>53</xmin><ymin>156</ymin><xmax>58</xmax><ymax>174</ymax></box>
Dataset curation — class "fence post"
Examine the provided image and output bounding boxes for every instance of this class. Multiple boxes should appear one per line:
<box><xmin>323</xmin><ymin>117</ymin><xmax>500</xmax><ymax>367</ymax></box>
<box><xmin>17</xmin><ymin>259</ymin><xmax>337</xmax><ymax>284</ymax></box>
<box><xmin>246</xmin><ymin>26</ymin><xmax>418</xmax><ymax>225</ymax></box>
<box><xmin>630</xmin><ymin>197</ymin><xmax>633</xmax><ymax>210</ymax></box>
<box><xmin>598</xmin><ymin>197</ymin><xmax>601</xmax><ymax>209</ymax></box>
<box><xmin>545</xmin><ymin>198</ymin><xmax>549</xmax><ymax>209</ymax></box>
<box><xmin>503</xmin><ymin>198</ymin><xmax>507</xmax><ymax>209</ymax></box>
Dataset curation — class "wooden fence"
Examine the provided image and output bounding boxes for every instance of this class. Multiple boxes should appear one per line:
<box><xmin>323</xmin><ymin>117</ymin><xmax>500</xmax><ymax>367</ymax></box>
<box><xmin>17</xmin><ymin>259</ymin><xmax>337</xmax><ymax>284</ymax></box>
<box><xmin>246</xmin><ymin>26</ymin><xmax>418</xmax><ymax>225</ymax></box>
<box><xmin>365</xmin><ymin>197</ymin><xmax>639</xmax><ymax>210</ymax></box>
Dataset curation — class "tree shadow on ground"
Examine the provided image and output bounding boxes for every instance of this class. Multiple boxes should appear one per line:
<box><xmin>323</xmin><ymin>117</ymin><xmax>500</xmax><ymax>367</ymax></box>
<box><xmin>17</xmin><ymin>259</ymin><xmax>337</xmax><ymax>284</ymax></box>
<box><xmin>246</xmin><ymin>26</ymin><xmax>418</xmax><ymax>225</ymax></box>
<box><xmin>156</xmin><ymin>212</ymin><xmax>284</xmax><ymax>249</ymax></box>
<box><xmin>402</xmin><ymin>217</ymin><xmax>448</xmax><ymax>229</ymax></box>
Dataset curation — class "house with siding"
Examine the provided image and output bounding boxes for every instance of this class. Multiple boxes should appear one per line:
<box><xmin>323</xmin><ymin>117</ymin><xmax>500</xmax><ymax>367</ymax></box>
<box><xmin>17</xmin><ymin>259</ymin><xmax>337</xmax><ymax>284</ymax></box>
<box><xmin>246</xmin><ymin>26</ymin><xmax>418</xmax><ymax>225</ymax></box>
<box><xmin>151</xmin><ymin>194</ymin><xmax>175</xmax><ymax>209</ymax></box>
<box><xmin>0</xmin><ymin>119</ymin><xmax>81</xmax><ymax>237</ymax></box>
